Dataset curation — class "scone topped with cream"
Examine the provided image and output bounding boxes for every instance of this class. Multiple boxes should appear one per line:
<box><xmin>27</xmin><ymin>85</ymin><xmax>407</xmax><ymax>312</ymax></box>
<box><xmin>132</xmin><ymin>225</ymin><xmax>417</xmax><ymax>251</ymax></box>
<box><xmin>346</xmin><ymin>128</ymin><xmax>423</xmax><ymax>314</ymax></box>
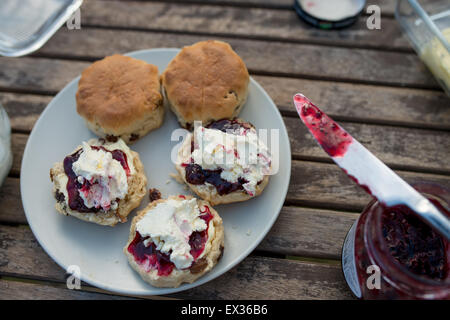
<box><xmin>50</xmin><ymin>138</ymin><xmax>147</xmax><ymax>226</ymax></box>
<box><xmin>124</xmin><ymin>195</ymin><xmax>224</xmax><ymax>288</ymax></box>
<box><xmin>175</xmin><ymin>119</ymin><xmax>272</xmax><ymax>205</ymax></box>
<box><xmin>161</xmin><ymin>40</ymin><xmax>249</xmax><ymax>129</ymax></box>
<box><xmin>76</xmin><ymin>54</ymin><xmax>164</xmax><ymax>144</ymax></box>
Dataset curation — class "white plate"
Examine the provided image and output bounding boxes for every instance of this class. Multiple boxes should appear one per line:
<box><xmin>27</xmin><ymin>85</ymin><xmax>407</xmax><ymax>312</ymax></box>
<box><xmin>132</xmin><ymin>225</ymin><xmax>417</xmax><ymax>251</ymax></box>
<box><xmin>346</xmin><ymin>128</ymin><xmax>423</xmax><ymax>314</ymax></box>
<box><xmin>20</xmin><ymin>48</ymin><xmax>291</xmax><ymax>296</ymax></box>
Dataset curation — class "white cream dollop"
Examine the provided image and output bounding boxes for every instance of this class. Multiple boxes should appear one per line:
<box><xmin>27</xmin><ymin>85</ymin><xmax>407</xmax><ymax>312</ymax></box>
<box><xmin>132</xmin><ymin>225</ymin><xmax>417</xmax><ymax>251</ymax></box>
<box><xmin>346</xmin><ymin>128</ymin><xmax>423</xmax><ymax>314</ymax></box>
<box><xmin>135</xmin><ymin>198</ymin><xmax>207</xmax><ymax>270</ymax></box>
<box><xmin>72</xmin><ymin>142</ymin><xmax>128</xmax><ymax>211</ymax></box>
<box><xmin>191</xmin><ymin>126</ymin><xmax>271</xmax><ymax>196</ymax></box>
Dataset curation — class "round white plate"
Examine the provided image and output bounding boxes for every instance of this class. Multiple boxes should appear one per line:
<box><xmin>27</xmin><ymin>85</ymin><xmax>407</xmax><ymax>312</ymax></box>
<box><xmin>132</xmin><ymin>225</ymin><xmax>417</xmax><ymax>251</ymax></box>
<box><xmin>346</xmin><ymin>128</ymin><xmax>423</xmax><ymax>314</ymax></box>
<box><xmin>20</xmin><ymin>48</ymin><xmax>291</xmax><ymax>296</ymax></box>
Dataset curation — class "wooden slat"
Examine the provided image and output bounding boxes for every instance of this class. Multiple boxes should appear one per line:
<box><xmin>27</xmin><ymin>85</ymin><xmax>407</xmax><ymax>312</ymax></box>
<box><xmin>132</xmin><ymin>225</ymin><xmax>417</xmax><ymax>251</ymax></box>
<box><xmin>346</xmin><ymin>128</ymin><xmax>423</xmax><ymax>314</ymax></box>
<box><xmin>0</xmin><ymin>93</ymin><xmax>50</xmax><ymax>132</ymax></box>
<box><xmin>0</xmin><ymin>58</ymin><xmax>86</xmax><ymax>94</ymax></box>
<box><xmin>81</xmin><ymin>1</ymin><xmax>407</xmax><ymax>51</ymax></box>
<box><xmin>254</xmin><ymin>76</ymin><xmax>450</xmax><ymax>130</ymax></box>
<box><xmin>0</xmin><ymin>278</ymin><xmax>137</xmax><ymax>300</ymax></box>
<box><xmin>0</xmin><ymin>173</ymin><xmax>355</xmax><ymax>259</ymax></box>
<box><xmin>0</xmin><ymin>178</ymin><xmax>23</xmax><ymax>224</ymax></box>
<box><xmin>2</xmin><ymin>79</ymin><xmax>449</xmax><ymax>134</ymax></box>
<box><xmin>288</xmin><ymin>161</ymin><xmax>450</xmax><ymax>211</ymax></box>
<box><xmin>284</xmin><ymin>117</ymin><xmax>450</xmax><ymax>174</ymax></box>
<box><xmin>0</xmin><ymin>224</ymin><xmax>352</xmax><ymax>299</ymax></box>
<box><xmin>9</xmin><ymin>114</ymin><xmax>450</xmax><ymax>179</ymax></box>
<box><xmin>2</xmin><ymin>161</ymin><xmax>449</xmax><ymax>259</ymax></box>
<box><xmin>259</xmin><ymin>206</ymin><xmax>357</xmax><ymax>259</ymax></box>
<box><xmin>35</xmin><ymin>27</ymin><xmax>435</xmax><ymax>88</ymax></box>
<box><xmin>171</xmin><ymin>256</ymin><xmax>352</xmax><ymax>299</ymax></box>
<box><xmin>101</xmin><ymin>0</ymin><xmax>397</xmax><ymax>16</ymax></box>
<box><xmin>3</xmin><ymin>161</ymin><xmax>450</xmax><ymax>219</ymax></box>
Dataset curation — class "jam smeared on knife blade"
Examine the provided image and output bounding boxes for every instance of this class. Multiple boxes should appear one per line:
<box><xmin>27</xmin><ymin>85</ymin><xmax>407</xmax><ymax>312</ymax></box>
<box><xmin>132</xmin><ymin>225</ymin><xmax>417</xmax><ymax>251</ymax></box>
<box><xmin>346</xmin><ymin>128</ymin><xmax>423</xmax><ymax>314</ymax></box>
<box><xmin>293</xmin><ymin>94</ymin><xmax>353</xmax><ymax>157</ymax></box>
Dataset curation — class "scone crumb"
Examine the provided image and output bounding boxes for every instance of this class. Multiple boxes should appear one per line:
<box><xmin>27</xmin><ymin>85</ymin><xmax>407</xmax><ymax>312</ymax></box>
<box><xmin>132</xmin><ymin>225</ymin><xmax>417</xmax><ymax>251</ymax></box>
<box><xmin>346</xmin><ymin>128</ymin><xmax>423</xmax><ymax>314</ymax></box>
<box><xmin>149</xmin><ymin>188</ymin><xmax>162</xmax><ymax>202</ymax></box>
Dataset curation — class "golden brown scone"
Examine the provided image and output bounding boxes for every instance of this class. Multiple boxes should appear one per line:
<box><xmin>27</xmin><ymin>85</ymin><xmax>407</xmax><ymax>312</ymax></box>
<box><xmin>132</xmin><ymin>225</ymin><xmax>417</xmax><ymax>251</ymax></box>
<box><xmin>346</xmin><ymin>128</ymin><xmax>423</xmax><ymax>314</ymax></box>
<box><xmin>174</xmin><ymin>119</ymin><xmax>271</xmax><ymax>206</ymax></box>
<box><xmin>161</xmin><ymin>40</ymin><xmax>249</xmax><ymax>129</ymax></box>
<box><xmin>124</xmin><ymin>195</ymin><xmax>224</xmax><ymax>288</ymax></box>
<box><xmin>76</xmin><ymin>54</ymin><xmax>164</xmax><ymax>144</ymax></box>
<box><xmin>50</xmin><ymin>138</ymin><xmax>147</xmax><ymax>226</ymax></box>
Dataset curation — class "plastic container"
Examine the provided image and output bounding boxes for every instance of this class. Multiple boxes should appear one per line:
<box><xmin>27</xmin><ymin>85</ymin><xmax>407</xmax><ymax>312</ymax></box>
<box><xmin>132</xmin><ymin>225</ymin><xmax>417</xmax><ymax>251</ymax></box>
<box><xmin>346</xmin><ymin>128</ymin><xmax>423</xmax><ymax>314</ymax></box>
<box><xmin>0</xmin><ymin>0</ymin><xmax>83</xmax><ymax>57</ymax></box>
<box><xmin>396</xmin><ymin>0</ymin><xmax>450</xmax><ymax>96</ymax></box>
<box><xmin>342</xmin><ymin>182</ymin><xmax>450</xmax><ymax>299</ymax></box>
<box><xmin>0</xmin><ymin>104</ymin><xmax>12</xmax><ymax>187</ymax></box>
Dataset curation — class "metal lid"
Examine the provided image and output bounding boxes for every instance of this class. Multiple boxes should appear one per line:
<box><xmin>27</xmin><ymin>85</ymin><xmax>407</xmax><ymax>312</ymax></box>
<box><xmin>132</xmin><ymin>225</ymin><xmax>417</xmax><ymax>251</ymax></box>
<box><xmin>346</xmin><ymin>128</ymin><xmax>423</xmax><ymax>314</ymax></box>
<box><xmin>294</xmin><ymin>0</ymin><xmax>367</xmax><ymax>29</ymax></box>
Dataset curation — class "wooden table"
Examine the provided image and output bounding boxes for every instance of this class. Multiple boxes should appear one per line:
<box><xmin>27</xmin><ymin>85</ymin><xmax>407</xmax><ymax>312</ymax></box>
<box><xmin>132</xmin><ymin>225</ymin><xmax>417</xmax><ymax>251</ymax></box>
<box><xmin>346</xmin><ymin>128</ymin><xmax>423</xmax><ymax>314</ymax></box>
<box><xmin>0</xmin><ymin>0</ymin><xmax>449</xmax><ymax>300</ymax></box>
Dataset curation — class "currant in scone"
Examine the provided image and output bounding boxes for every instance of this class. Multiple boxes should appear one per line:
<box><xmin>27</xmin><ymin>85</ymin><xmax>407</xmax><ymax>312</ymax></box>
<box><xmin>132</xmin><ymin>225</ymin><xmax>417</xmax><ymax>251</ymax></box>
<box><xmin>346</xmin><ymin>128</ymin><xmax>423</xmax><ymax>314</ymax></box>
<box><xmin>49</xmin><ymin>138</ymin><xmax>147</xmax><ymax>226</ymax></box>
<box><xmin>176</xmin><ymin>118</ymin><xmax>272</xmax><ymax>205</ymax></box>
<box><xmin>123</xmin><ymin>195</ymin><xmax>224</xmax><ymax>288</ymax></box>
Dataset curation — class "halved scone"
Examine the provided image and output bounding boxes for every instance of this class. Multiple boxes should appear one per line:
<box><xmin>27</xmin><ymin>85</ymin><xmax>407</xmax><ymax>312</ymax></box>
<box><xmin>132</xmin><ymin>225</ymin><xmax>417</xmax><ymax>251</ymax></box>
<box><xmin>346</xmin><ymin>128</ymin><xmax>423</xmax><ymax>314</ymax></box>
<box><xmin>49</xmin><ymin>138</ymin><xmax>147</xmax><ymax>226</ymax></box>
<box><xmin>124</xmin><ymin>195</ymin><xmax>224</xmax><ymax>288</ymax></box>
<box><xmin>175</xmin><ymin>118</ymin><xmax>272</xmax><ymax>205</ymax></box>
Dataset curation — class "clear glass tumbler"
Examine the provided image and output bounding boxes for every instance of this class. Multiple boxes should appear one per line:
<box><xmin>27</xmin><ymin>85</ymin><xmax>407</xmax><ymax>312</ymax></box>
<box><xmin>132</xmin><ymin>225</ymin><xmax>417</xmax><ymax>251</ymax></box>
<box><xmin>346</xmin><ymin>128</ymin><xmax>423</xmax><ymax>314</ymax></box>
<box><xmin>0</xmin><ymin>103</ymin><xmax>12</xmax><ymax>187</ymax></box>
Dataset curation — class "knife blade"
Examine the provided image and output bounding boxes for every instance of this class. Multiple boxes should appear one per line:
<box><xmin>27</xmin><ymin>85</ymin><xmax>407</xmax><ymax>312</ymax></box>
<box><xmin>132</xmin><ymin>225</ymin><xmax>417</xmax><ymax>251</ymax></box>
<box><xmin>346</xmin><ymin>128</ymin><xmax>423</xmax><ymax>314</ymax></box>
<box><xmin>293</xmin><ymin>93</ymin><xmax>450</xmax><ymax>240</ymax></box>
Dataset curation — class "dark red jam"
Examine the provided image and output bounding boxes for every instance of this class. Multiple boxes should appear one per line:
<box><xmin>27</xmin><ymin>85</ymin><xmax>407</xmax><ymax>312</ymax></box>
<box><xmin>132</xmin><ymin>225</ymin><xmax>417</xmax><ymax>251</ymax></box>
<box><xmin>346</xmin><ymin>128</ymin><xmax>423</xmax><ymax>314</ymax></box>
<box><xmin>382</xmin><ymin>203</ymin><xmax>448</xmax><ymax>280</ymax></box>
<box><xmin>127</xmin><ymin>204</ymin><xmax>214</xmax><ymax>276</ymax></box>
<box><xmin>294</xmin><ymin>94</ymin><xmax>353</xmax><ymax>157</ymax></box>
<box><xmin>185</xmin><ymin>119</ymin><xmax>260</xmax><ymax>196</ymax></box>
<box><xmin>185</xmin><ymin>163</ymin><xmax>248</xmax><ymax>195</ymax></box>
<box><xmin>206</xmin><ymin>118</ymin><xmax>254</xmax><ymax>133</ymax></box>
<box><xmin>62</xmin><ymin>145</ymin><xmax>130</xmax><ymax>213</ymax></box>
<box><xmin>348</xmin><ymin>182</ymin><xmax>450</xmax><ymax>299</ymax></box>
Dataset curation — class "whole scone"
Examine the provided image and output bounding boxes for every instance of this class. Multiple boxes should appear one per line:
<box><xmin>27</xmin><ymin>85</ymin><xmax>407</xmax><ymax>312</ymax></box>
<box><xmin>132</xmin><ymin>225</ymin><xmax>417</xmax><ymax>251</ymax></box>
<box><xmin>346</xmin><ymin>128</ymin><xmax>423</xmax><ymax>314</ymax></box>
<box><xmin>124</xmin><ymin>195</ymin><xmax>224</xmax><ymax>288</ymax></box>
<box><xmin>76</xmin><ymin>54</ymin><xmax>164</xmax><ymax>144</ymax></box>
<box><xmin>161</xmin><ymin>40</ymin><xmax>249</xmax><ymax>129</ymax></box>
<box><xmin>49</xmin><ymin>138</ymin><xmax>147</xmax><ymax>226</ymax></box>
<box><xmin>175</xmin><ymin>119</ymin><xmax>272</xmax><ymax>205</ymax></box>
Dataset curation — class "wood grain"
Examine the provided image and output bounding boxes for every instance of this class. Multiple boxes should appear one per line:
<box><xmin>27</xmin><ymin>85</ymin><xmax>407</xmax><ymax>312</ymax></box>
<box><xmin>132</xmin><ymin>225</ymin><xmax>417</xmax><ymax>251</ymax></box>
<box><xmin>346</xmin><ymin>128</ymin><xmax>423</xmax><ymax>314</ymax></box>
<box><xmin>0</xmin><ymin>173</ymin><xmax>356</xmax><ymax>259</ymax></box>
<box><xmin>0</xmin><ymin>279</ymin><xmax>137</xmax><ymax>300</ymax></box>
<box><xmin>284</xmin><ymin>117</ymin><xmax>450</xmax><ymax>174</ymax></box>
<box><xmin>0</xmin><ymin>93</ymin><xmax>51</xmax><ymax>132</ymax></box>
<box><xmin>81</xmin><ymin>1</ymin><xmax>407</xmax><ymax>51</ymax></box>
<box><xmin>288</xmin><ymin>161</ymin><xmax>450</xmax><ymax>211</ymax></box>
<box><xmin>259</xmin><ymin>206</ymin><xmax>357</xmax><ymax>259</ymax></box>
<box><xmin>100</xmin><ymin>0</ymin><xmax>397</xmax><ymax>16</ymax></box>
<box><xmin>9</xmin><ymin>117</ymin><xmax>450</xmax><ymax>178</ymax></box>
<box><xmin>3</xmin><ymin>161</ymin><xmax>450</xmax><ymax>219</ymax></box>
<box><xmin>254</xmin><ymin>76</ymin><xmax>450</xmax><ymax>130</ymax></box>
<box><xmin>2</xmin><ymin>79</ymin><xmax>449</xmax><ymax>134</ymax></box>
<box><xmin>0</xmin><ymin>224</ymin><xmax>353</xmax><ymax>299</ymax></box>
<box><xmin>34</xmin><ymin>28</ymin><xmax>436</xmax><ymax>88</ymax></box>
<box><xmin>2</xmin><ymin>160</ymin><xmax>449</xmax><ymax>260</ymax></box>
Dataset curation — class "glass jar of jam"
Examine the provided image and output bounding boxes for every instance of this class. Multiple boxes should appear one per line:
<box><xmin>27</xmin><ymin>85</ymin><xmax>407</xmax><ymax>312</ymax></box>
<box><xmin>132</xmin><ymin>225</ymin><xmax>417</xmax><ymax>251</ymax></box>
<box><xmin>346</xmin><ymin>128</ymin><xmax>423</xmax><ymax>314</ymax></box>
<box><xmin>342</xmin><ymin>182</ymin><xmax>450</xmax><ymax>299</ymax></box>
<box><xmin>0</xmin><ymin>103</ymin><xmax>12</xmax><ymax>187</ymax></box>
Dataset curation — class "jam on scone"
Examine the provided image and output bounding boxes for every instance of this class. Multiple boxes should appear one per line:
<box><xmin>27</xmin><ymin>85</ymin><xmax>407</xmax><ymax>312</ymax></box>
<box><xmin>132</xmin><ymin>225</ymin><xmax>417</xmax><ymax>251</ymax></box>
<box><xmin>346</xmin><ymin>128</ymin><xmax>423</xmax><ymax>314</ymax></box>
<box><xmin>64</xmin><ymin>141</ymin><xmax>131</xmax><ymax>213</ymax></box>
<box><xmin>50</xmin><ymin>138</ymin><xmax>147</xmax><ymax>226</ymax></box>
<box><xmin>124</xmin><ymin>196</ymin><xmax>224</xmax><ymax>287</ymax></box>
<box><xmin>177</xmin><ymin>119</ymin><xmax>272</xmax><ymax>205</ymax></box>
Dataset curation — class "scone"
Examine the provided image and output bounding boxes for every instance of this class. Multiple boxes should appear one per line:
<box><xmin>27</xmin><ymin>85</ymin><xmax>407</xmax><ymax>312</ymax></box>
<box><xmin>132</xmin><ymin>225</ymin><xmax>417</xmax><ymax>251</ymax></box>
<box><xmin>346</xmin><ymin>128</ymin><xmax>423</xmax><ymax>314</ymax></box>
<box><xmin>76</xmin><ymin>54</ymin><xmax>164</xmax><ymax>144</ymax></box>
<box><xmin>124</xmin><ymin>195</ymin><xmax>224</xmax><ymax>288</ymax></box>
<box><xmin>175</xmin><ymin>119</ymin><xmax>272</xmax><ymax>205</ymax></box>
<box><xmin>161</xmin><ymin>40</ymin><xmax>249</xmax><ymax>129</ymax></box>
<box><xmin>50</xmin><ymin>138</ymin><xmax>147</xmax><ymax>226</ymax></box>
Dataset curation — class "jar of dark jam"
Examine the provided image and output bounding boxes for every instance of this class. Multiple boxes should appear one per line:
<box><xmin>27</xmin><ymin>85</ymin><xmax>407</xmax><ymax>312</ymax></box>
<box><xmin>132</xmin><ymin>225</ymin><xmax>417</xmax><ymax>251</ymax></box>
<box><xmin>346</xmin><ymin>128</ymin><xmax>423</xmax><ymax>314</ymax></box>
<box><xmin>342</xmin><ymin>182</ymin><xmax>450</xmax><ymax>299</ymax></box>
